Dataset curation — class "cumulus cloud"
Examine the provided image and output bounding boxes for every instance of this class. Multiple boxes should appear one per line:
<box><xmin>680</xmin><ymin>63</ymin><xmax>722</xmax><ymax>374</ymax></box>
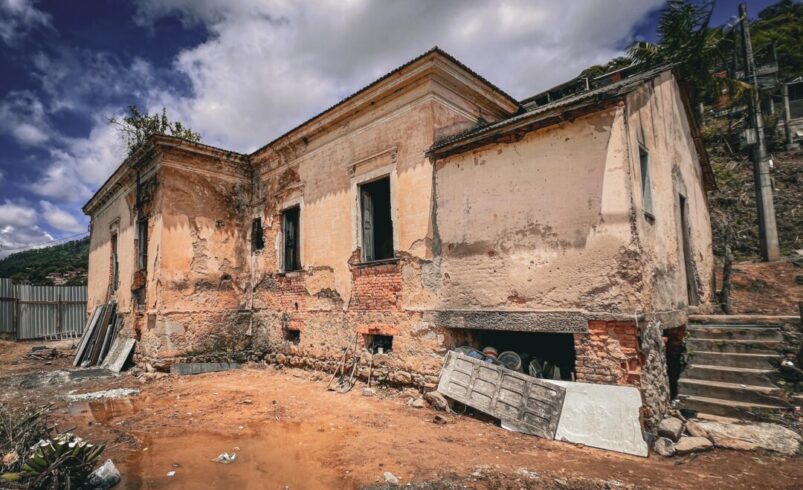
<box><xmin>0</xmin><ymin>0</ymin><xmax>51</xmax><ymax>45</ymax></box>
<box><xmin>39</xmin><ymin>200</ymin><xmax>87</xmax><ymax>233</ymax></box>
<box><xmin>134</xmin><ymin>0</ymin><xmax>663</xmax><ymax>152</ymax></box>
<box><xmin>0</xmin><ymin>90</ymin><xmax>51</xmax><ymax>146</ymax></box>
<box><xmin>0</xmin><ymin>200</ymin><xmax>53</xmax><ymax>257</ymax></box>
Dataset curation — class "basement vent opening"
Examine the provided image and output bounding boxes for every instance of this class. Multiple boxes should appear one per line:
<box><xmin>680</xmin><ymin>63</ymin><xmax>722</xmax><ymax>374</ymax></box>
<box><xmin>365</xmin><ymin>334</ymin><xmax>393</xmax><ymax>354</ymax></box>
<box><xmin>448</xmin><ymin>330</ymin><xmax>576</xmax><ymax>380</ymax></box>
<box><xmin>251</xmin><ymin>217</ymin><xmax>264</xmax><ymax>251</ymax></box>
<box><xmin>285</xmin><ymin>329</ymin><xmax>300</xmax><ymax>345</ymax></box>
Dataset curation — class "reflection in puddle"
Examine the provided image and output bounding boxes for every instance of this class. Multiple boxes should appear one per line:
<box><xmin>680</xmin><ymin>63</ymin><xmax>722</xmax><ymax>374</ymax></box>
<box><xmin>65</xmin><ymin>397</ymin><xmax>145</xmax><ymax>424</ymax></box>
<box><xmin>119</xmin><ymin>424</ymin><xmax>352</xmax><ymax>489</ymax></box>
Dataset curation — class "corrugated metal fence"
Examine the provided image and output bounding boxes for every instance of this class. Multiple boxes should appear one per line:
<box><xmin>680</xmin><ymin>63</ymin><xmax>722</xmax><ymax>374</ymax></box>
<box><xmin>0</xmin><ymin>278</ymin><xmax>87</xmax><ymax>340</ymax></box>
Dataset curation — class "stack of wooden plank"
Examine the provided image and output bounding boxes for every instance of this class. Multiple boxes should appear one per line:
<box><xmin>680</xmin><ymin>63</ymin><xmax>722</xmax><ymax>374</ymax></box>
<box><xmin>74</xmin><ymin>301</ymin><xmax>124</xmax><ymax>368</ymax></box>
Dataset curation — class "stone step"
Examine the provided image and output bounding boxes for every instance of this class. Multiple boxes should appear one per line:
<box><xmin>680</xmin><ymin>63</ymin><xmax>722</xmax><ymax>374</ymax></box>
<box><xmin>680</xmin><ymin>395</ymin><xmax>789</xmax><ymax>418</ymax></box>
<box><xmin>689</xmin><ymin>351</ymin><xmax>780</xmax><ymax>369</ymax></box>
<box><xmin>678</xmin><ymin>378</ymin><xmax>787</xmax><ymax>406</ymax></box>
<box><xmin>687</xmin><ymin>338</ymin><xmax>781</xmax><ymax>354</ymax></box>
<box><xmin>683</xmin><ymin>364</ymin><xmax>776</xmax><ymax>386</ymax></box>
<box><xmin>687</xmin><ymin>325</ymin><xmax>783</xmax><ymax>341</ymax></box>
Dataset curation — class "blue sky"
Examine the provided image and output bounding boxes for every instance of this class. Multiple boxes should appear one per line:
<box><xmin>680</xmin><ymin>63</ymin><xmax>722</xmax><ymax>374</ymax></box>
<box><xmin>0</xmin><ymin>0</ymin><xmax>784</xmax><ymax>256</ymax></box>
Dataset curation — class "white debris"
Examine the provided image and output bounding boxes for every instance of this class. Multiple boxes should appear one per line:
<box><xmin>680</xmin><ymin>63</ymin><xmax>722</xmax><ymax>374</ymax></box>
<box><xmin>212</xmin><ymin>452</ymin><xmax>237</xmax><ymax>464</ymax></box>
<box><xmin>65</xmin><ymin>388</ymin><xmax>140</xmax><ymax>402</ymax></box>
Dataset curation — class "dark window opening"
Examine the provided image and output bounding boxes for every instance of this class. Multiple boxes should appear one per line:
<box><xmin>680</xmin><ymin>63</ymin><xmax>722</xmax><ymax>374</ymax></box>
<box><xmin>285</xmin><ymin>329</ymin><xmax>301</xmax><ymax>345</ymax></box>
<box><xmin>360</xmin><ymin>177</ymin><xmax>394</xmax><ymax>261</ymax></box>
<box><xmin>110</xmin><ymin>233</ymin><xmax>119</xmax><ymax>292</ymax></box>
<box><xmin>282</xmin><ymin>207</ymin><xmax>301</xmax><ymax>271</ymax></box>
<box><xmin>678</xmin><ymin>195</ymin><xmax>698</xmax><ymax>306</ymax></box>
<box><xmin>664</xmin><ymin>326</ymin><xmax>686</xmax><ymax>399</ymax></box>
<box><xmin>137</xmin><ymin>218</ymin><xmax>148</xmax><ymax>271</ymax></box>
<box><xmin>639</xmin><ymin>145</ymin><xmax>654</xmax><ymax>218</ymax></box>
<box><xmin>251</xmin><ymin>217</ymin><xmax>264</xmax><ymax>251</ymax></box>
<box><xmin>365</xmin><ymin>334</ymin><xmax>393</xmax><ymax>354</ymax></box>
<box><xmin>448</xmin><ymin>330</ymin><xmax>576</xmax><ymax>381</ymax></box>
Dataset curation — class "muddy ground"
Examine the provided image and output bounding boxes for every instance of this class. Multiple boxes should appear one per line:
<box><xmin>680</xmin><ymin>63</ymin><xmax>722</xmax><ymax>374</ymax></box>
<box><xmin>1</xmin><ymin>339</ymin><xmax>801</xmax><ymax>489</ymax></box>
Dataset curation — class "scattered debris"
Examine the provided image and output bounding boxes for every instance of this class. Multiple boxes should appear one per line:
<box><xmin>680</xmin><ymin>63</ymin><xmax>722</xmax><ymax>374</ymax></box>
<box><xmin>170</xmin><ymin>362</ymin><xmax>241</xmax><ymax>376</ymax></box>
<box><xmin>167</xmin><ymin>470</ymin><xmax>176</xmax><ymax>477</ymax></box>
<box><xmin>212</xmin><ymin>453</ymin><xmax>237</xmax><ymax>464</ymax></box>
<box><xmin>383</xmin><ymin>471</ymin><xmax>400</xmax><ymax>485</ymax></box>
<box><xmin>25</xmin><ymin>347</ymin><xmax>65</xmax><ymax>361</ymax></box>
<box><xmin>66</xmin><ymin>388</ymin><xmax>140</xmax><ymax>402</ymax></box>
<box><xmin>361</xmin><ymin>387</ymin><xmax>375</xmax><ymax>397</ymax></box>
<box><xmin>2</xmin><ymin>451</ymin><xmax>19</xmax><ymax>466</ymax></box>
<box><xmin>433</xmin><ymin>415</ymin><xmax>448</xmax><ymax>425</ymax></box>
<box><xmin>653</xmin><ymin>437</ymin><xmax>676</xmax><ymax>457</ymax></box>
<box><xmin>674</xmin><ymin>436</ymin><xmax>713</xmax><ymax>455</ymax></box>
<box><xmin>657</xmin><ymin>417</ymin><xmax>684</xmax><ymax>442</ymax></box>
<box><xmin>684</xmin><ymin>420</ymin><xmax>708</xmax><ymax>438</ymax></box>
<box><xmin>86</xmin><ymin>459</ymin><xmax>121</xmax><ymax>489</ymax></box>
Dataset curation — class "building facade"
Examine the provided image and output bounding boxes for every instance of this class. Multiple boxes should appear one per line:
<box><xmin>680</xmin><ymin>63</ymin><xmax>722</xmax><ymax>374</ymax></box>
<box><xmin>84</xmin><ymin>49</ymin><xmax>715</xmax><ymax>426</ymax></box>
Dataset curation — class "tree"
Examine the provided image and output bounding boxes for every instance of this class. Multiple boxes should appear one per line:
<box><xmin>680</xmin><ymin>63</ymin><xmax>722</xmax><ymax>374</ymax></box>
<box><xmin>752</xmin><ymin>0</ymin><xmax>803</xmax><ymax>80</ymax></box>
<box><xmin>110</xmin><ymin>106</ymin><xmax>201</xmax><ymax>157</ymax></box>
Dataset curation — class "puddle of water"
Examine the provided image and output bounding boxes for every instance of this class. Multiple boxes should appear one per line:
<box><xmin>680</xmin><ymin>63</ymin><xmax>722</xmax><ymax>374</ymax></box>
<box><xmin>118</xmin><ymin>424</ymin><xmax>353</xmax><ymax>489</ymax></box>
<box><xmin>64</xmin><ymin>396</ymin><xmax>146</xmax><ymax>424</ymax></box>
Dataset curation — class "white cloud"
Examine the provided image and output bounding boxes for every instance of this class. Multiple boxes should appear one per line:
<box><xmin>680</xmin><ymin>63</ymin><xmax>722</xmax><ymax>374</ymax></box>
<box><xmin>0</xmin><ymin>200</ymin><xmax>36</xmax><ymax>228</ymax></box>
<box><xmin>0</xmin><ymin>90</ymin><xmax>50</xmax><ymax>146</ymax></box>
<box><xmin>39</xmin><ymin>200</ymin><xmax>87</xmax><ymax>233</ymax></box>
<box><xmin>0</xmin><ymin>200</ymin><xmax>53</xmax><ymax>257</ymax></box>
<box><xmin>0</xmin><ymin>0</ymin><xmax>51</xmax><ymax>45</ymax></box>
<box><xmin>135</xmin><ymin>0</ymin><xmax>663</xmax><ymax>152</ymax></box>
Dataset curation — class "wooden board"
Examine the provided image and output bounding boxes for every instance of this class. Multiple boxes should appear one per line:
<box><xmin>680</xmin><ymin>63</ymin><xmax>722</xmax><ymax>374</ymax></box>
<box><xmin>87</xmin><ymin>301</ymin><xmax>115</xmax><ymax>366</ymax></box>
<box><xmin>437</xmin><ymin>351</ymin><xmax>566</xmax><ymax>439</ymax></box>
<box><xmin>73</xmin><ymin>305</ymin><xmax>103</xmax><ymax>367</ymax></box>
<box><xmin>100</xmin><ymin>337</ymin><xmax>136</xmax><ymax>373</ymax></box>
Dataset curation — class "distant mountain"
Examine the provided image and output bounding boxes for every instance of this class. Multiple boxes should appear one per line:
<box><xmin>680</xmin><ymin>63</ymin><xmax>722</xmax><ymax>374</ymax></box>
<box><xmin>0</xmin><ymin>238</ymin><xmax>89</xmax><ymax>285</ymax></box>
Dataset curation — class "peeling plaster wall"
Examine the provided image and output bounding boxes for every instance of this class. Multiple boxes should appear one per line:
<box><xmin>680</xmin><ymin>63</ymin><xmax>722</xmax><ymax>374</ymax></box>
<box><xmin>433</xmin><ymin>108</ymin><xmax>643</xmax><ymax>316</ymax></box>
<box><xmin>625</xmin><ymin>72</ymin><xmax>715</xmax><ymax>321</ymax></box>
<box><xmin>140</xmin><ymin>147</ymin><xmax>252</xmax><ymax>358</ymax></box>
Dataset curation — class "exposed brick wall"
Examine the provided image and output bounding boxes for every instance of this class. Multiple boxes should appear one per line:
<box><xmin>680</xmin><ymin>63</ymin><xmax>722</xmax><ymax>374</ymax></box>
<box><xmin>574</xmin><ymin>321</ymin><xmax>642</xmax><ymax>386</ymax></box>
<box><xmin>349</xmin><ymin>261</ymin><xmax>402</xmax><ymax>311</ymax></box>
<box><xmin>261</xmin><ymin>273</ymin><xmax>308</xmax><ymax>312</ymax></box>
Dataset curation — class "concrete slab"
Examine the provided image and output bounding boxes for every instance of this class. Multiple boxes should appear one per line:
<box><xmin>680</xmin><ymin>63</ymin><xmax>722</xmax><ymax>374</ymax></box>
<box><xmin>543</xmin><ymin>380</ymin><xmax>649</xmax><ymax>457</ymax></box>
<box><xmin>170</xmin><ymin>362</ymin><xmax>241</xmax><ymax>376</ymax></box>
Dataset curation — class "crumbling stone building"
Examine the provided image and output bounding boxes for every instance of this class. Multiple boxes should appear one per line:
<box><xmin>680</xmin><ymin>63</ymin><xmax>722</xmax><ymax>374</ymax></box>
<box><xmin>83</xmin><ymin>49</ymin><xmax>715</xmax><ymax>424</ymax></box>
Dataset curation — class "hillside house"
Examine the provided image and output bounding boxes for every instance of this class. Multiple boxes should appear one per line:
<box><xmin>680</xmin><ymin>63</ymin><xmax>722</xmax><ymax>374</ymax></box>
<box><xmin>83</xmin><ymin>48</ymin><xmax>715</xmax><ymax>425</ymax></box>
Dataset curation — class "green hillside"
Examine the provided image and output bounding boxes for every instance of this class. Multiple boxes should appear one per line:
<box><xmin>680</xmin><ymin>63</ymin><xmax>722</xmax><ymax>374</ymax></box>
<box><xmin>0</xmin><ymin>238</ymin><xmax>89</xmax><ymax>285</ymax></box>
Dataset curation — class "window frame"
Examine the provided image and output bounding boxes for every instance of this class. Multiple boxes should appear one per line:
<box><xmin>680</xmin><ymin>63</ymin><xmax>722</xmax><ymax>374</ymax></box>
<box><xmin>281</xmin><ymin>206</ymin><xmax>302</xmax><ymax>272</ymax></box>
<box><xmin>358</xmin><ymin>175</ymin><xmax>395</xmax><ymax>263</ymax></box>
<box><xmin>639</xmin><ymin>143</ymin><xmax>655</xmax><ymax>220</ymax></box>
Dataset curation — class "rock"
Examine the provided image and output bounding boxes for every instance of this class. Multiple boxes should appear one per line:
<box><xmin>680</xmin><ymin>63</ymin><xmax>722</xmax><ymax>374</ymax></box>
<box><xmin>361</xmin><ymin>387</ymin><xmax>375</xmax><ymax>397</ymax></box>
<box><xmin>393</xmin><ymin>371</ymin><xmax>412</xmax><ymax>385</ymax></box>
<box><xmin>696</xmin><ymin>420</ymin><xmax>802</xmax><ymax>455</ymax></box>
<box><xmin>2</xmin><ymin>451</ymin><xmax>18</xmax><ymax>466</ymax></box>
<box><xmin>145</xmin><ymin>363</ymin><xmax>155</xmax><ymax>373</ymax></box>
<box><xmin>275</xmin><ymin>353</ymin><xmax>287</xmax><ymax>364</ymax></box>
<box><xmin>674</xmin><ymin>436</ymin><xmax>713</xmax><ymax>455</ymax></box>
<box><xmin>433</xmin><ymin>414</ymin><xmax>448</xmax><ymax>425</ymax></box>
<box><xmin>86</xmin><ymin>459</ymin><xmax>121</xmax><ymax>489</ymax></box>
<box><xmin>658</xmin><ymin>417</ymin><xmax>684</xmax><ymax>441</ymax></box>
<box><xmin>652</xmin><ymin>437</ymin><xmax>675</xmax><ymax>457</ymax></box>
<box><xmin>408</xmin><ymin>397</ymin><xmax>426</xmax><ymax>409</ymax></box>
<box><xmin>383</xmin><ymin>471</ymin><xmax>400</xmax><ymax>485</ymax></box>
<box><xmin>423</xmin><ymin>391</ymin><xmax>449</xmax><ymax>411</ymax></box>
<box><xmin>685</xmin><ymin>420</ymin><xmax>708</xmax><ymax>438</ymax></box>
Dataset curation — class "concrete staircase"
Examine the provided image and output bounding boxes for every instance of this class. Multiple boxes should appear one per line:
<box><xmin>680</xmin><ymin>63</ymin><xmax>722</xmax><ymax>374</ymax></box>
<box><xmin>679</xmin><ymin>320</ymin><xmax>792</xmax><ymax>418</ymax></box>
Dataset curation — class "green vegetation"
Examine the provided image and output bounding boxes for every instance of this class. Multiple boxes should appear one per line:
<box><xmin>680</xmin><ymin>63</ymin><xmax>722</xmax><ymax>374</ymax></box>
<box><xmin>110</xmin><ymin>105</ymin><xmax>201</xmax><ymax>157</ymax></box>
<box><xmin>0</xmin><ymin>238</ymin><xmax>88</xmax><ymax>285</ymax></box>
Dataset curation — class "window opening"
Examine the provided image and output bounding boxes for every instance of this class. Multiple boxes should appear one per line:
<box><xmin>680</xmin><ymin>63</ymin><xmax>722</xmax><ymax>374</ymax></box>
<box><xmin>360</xmin><ymin>177</ymin><xmax>394</xmax><ymax>261</ymax></box>
<box><xmin>137</xmin><ymin>218</ymin><xmax>148</xmax><ymax>271</ymax></box>
<box><xmin>282</xmin><ymin>207</ymin><xmax>301</xmax><ymax>271</ymax></box>
<box><xmin>251</xmin><ymin>217</ymin><xmax>264</xmax><ymax>251</ymax></box>
<box><xmin>639</xmin><ymin>145</ymin><xmax>654</xmax><ymax>217</ymax></box>
<box><xmin>365</xmin><ymin>334</ymin><xmax>393</xmax><ymax>354</ymax></box>
<box><xmin>110</xmin><ymin>232</ymin><xmax>119</xmax><ymax>292</ymax></box>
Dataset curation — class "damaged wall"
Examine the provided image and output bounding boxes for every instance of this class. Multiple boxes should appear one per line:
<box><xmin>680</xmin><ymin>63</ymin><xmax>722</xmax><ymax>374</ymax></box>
<box><xmin>433</xmin><ymin>108</ymin><xmax>643</xmax><ymax>315</ymax></box>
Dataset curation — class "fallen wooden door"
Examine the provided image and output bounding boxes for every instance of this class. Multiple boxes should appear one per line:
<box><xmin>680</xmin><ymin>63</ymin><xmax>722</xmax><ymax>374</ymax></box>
<box><xmin>437</xmin><ymin>351</ymin><xmax>566</xmax><ymax>439</ymax></box>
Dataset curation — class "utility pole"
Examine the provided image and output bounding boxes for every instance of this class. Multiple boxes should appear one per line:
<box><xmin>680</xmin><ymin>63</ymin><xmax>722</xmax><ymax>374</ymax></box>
<box><xmin>739</xmin><ymin>2</ymin><xmax>779</xmax><ymax>261</ymax></box>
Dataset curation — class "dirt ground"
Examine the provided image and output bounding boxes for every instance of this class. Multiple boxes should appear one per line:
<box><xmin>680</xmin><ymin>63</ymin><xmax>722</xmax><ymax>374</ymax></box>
<box><xmin>1</xmin><ymin>339</ymin><xmax>802</xmax><ymax>490</ymax></box>
<box><xmin>716</xmin><ymin>260</ymin><xmax>802</xmax><ymax>315</ymax></box>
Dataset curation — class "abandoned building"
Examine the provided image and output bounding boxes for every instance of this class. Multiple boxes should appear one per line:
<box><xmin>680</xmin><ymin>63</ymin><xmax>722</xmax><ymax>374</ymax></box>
<box><xmin>83</xmin><ymin>48</ymin><xmax>715</xmax><ymax>425</ymax></box>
